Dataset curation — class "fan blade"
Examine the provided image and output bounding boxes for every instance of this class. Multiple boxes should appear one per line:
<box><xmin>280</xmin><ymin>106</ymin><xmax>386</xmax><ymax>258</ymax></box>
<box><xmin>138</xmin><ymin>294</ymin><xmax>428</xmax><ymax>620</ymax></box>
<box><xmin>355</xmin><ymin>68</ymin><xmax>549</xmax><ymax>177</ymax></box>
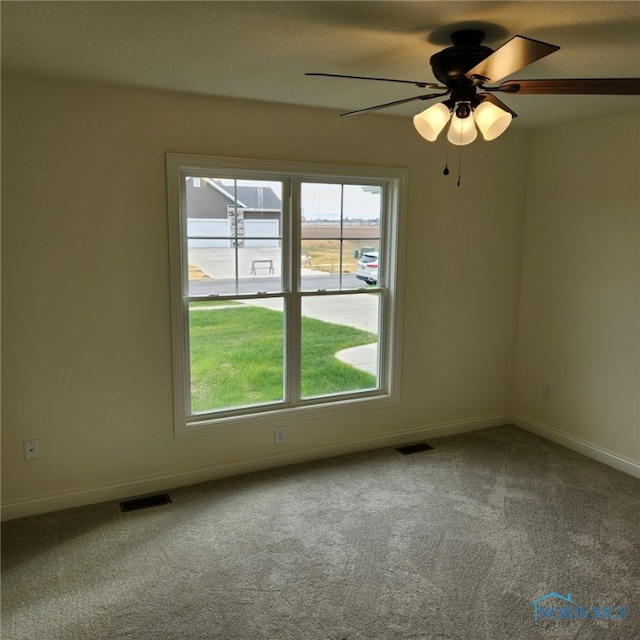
<box><xmin>465</xmin><ymin>35</ymin><xmax>560</xmax><ymax>84</ymax></box>
<box><xmin>306</xmin><ymin>72</ymin><xmax>444</xmax><ymax>89</ymax></box>
<box><xmin>476</xmin><ymin>92</ymin><xmax>518</xmax><ymax>118</ymax></box>
<box><xmin>340</xmin><ymin>92</ymin><xmax>449</xmax><ymax>117</ymax></box>
<box><xmin>493</xmin><ymin>78</ymin><xmax>640</xmax><ymax>95</ymax></box>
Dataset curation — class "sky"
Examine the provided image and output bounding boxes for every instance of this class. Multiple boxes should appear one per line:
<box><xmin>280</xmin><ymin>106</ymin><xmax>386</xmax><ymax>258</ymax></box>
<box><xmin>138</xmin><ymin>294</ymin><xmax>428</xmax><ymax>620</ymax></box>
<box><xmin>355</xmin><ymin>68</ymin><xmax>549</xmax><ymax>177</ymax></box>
<box><xmin>301</xmin><ymin>182</ymin><xmax>381</xmax><ymax>220</ymax></box>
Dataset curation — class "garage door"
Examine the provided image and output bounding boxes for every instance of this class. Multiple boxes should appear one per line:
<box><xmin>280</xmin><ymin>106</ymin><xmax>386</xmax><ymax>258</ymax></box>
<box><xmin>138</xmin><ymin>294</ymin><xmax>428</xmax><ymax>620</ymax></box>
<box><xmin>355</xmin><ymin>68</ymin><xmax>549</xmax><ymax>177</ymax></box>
<box><xmin>244</xmin><ymin>220</ymin><xmax>280</xmax><ymax>247</ymax></box>
<box><xmin>187</xmin><ymin>219</ymin><xmax>230</xmax><ymax>247</ymax></box>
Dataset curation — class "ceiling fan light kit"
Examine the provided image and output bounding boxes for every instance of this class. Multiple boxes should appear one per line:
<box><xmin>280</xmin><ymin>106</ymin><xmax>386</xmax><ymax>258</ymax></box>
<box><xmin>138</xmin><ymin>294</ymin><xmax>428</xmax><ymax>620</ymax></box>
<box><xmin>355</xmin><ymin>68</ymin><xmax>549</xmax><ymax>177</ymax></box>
<box><xmin>412</xmin><ymin>102</ymin><xmax>451</xmax><ymax>141</ymax></box>
<box><xmin>447</xmin><ymin>108</ymin><xmax>479</xmax><ymax>145</ymax></box>
<box><xmin>413</xmin><ymin>98</ymin><xmax>513</xmax><ymax>145</ymax></box>
<box><xmin>307</xmin><ymin>27</ymin><xmax>640</xmax><ymax>148</ymax></box>
<box><xmin>473</xmin><ymin>101</ymin><xmax>513</xmax><ymax>141</ymax></box>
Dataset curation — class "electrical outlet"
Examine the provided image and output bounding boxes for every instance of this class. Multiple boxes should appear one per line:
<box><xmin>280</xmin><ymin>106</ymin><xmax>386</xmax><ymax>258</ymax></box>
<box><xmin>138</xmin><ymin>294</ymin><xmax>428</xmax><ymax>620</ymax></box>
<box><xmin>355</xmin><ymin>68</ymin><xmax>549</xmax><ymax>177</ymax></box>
<box><xmin>274</xmin><ymin>426</ymin><xmax>287</xmax><ymax>445</ymax></box>
<box><xmin>24</xmin><ymin>439</ymin><xmax>40</xmax><ymax>461</ymax></box>
<box><xmin>542</xmin><ymin>384</ymin><xmax>553</xmax><ymax>400</ymax></box>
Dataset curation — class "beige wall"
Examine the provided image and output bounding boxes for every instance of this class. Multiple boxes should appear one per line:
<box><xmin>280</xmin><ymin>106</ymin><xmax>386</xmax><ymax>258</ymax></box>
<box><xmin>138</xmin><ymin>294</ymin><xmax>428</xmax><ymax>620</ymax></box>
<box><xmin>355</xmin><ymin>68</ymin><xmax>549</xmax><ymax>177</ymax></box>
<box><xmin>512</xmin><ymin>112</ymin><xmax>640</xmax><ymax>465</ymax></box>
<box><xmin>2</xmin><ymin>74</ymin><xmax>527</xmax><ymax>517</ymax></box>
<box><xmin>4</xmin><ymin>75</ymin><xmax>638</xmax><ymax>519</ymax></box>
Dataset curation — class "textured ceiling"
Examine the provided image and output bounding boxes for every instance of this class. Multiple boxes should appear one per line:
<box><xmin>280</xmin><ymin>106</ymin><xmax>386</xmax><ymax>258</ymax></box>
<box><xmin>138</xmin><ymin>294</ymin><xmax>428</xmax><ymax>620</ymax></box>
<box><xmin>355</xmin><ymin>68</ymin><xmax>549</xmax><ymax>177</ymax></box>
<box><xmin>2</xmin><ymin>1</ymin><xmax>639</xmax><ymax>129</ymax></box>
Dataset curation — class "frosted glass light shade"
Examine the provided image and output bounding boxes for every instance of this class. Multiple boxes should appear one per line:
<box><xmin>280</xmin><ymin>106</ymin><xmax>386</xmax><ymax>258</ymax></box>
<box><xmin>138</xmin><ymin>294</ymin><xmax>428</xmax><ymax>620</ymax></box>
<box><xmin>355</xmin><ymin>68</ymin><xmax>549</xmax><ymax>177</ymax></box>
<box><xmin>447</xmin><ymin>113</ymin><xmax>477</xmax><ymax>145</ymax></box>
<box><xmin>413</xmin><ymin>103</ymin><xmax>451</xmax><ymax>141</ymax></box>
<box><xmin>474</xmin><ymin>101</ymin><xmax>512</xmax><ymax>140</ymax></box>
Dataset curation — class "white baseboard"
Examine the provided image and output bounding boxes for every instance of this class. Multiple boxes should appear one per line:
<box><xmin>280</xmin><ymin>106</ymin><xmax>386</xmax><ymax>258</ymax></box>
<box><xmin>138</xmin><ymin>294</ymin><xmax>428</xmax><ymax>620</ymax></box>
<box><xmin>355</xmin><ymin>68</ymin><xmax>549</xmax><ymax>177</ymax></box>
<box><xmin>1</xmin><ymin>413</ymin><xmax>509</xmax><ymax>521</ymax></box>
<box><xmin>511</xmin><ymin>413</ymin><xmax>640</xmax><ymax>479</ymax></box>
<box><xmin>5</xmin><ymin>413</ymin><xmax>637</xmax><ymax>521</ymax></box>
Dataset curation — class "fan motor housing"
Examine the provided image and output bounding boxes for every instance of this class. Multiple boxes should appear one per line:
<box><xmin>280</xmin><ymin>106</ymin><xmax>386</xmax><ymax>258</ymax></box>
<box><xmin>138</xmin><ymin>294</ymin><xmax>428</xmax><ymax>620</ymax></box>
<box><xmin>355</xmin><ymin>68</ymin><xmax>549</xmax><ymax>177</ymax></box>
<box><xmin>430</xmin><ymin>29</ymin><xmax>493</xmax><ymax>84</ymax></box>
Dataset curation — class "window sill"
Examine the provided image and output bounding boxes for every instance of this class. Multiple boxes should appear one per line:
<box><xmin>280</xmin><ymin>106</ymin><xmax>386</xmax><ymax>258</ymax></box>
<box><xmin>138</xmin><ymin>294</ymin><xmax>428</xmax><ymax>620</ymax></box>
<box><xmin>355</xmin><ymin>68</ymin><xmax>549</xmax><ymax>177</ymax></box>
<box><xmin>177</xmin><ymin>391</ymin><xmax>400</xmax><ymax>439</ymax></box>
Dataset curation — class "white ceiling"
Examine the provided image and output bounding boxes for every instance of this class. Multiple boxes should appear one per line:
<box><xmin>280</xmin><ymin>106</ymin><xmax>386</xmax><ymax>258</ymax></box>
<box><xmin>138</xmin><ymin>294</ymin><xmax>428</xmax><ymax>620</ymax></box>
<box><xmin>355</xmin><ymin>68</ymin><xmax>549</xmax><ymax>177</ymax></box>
<box><xmin>2</xmin><ymin>1</ymin><xmax>639</xmax><ymax>129</ymax></box>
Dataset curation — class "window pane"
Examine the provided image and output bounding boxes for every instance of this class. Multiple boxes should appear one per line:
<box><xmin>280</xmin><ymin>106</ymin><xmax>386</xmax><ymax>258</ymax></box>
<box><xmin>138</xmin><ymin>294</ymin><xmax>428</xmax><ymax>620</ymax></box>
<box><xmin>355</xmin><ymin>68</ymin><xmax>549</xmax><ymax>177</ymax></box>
<box><xmin>186</xmin><ymin>177</ymin><xmax>283</xmax><ymax>295</ymax></box>
<box><xmin>342</xmin><ymin>184</ymin><xmax>381</xmax><ymax>221</ymax></box>
<box><xmin>300</xmin><ymin>293</ymin><xmax>379</xmax><ymax>399</ymax></box>
<box><xmin>300</xmin><ymin>182</ymin><xmax>381</xmax><ymax>291</ymax></box>
<box><xmin>300</xmin><ymin>239</ymin><xmax>351</xmax><ymax>290</ymax></box>
<box><xmin>301</xmin><ymin>183</ymin><xmax>342</xmax><ymax>238</ymax></box>
<box><xmin>188</xmin><ymin>299</ymin><xmax>285</xmax><ymax>413</ymax></box>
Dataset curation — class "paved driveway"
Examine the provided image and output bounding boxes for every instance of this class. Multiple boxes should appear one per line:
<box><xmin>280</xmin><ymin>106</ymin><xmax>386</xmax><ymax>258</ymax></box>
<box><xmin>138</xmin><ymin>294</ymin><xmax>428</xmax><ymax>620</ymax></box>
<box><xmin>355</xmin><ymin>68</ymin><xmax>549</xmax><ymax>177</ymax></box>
<box><xmin>245</xmin><ymin>294</ymin><xmax>378</xmax><ymax>333</ymax></box>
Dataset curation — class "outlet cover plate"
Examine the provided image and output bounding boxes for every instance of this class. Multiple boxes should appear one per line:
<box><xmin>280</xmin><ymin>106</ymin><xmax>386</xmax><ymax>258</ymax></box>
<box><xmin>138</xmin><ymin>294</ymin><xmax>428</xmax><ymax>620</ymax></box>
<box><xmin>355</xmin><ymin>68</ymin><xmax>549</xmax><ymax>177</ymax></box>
<box><xmin>24</xmin><ymin>439</ymin><xmax>40</xmax><ymax>461</ymax></box>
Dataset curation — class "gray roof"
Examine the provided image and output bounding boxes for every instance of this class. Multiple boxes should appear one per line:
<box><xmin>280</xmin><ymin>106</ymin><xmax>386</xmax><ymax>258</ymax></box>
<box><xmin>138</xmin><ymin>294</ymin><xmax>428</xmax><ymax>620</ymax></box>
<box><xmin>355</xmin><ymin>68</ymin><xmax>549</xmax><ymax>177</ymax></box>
<box><xmin>218</xmin><ymin>184</ymin><xmax>281</xmax><ymax>210</ymax></box>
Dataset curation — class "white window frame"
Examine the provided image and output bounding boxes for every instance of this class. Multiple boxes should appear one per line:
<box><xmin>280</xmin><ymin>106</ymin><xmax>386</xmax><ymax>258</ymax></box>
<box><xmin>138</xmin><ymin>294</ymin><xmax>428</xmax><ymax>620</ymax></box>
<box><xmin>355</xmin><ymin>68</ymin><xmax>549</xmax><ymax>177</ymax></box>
<box><xmin>166</xmin><ymin>153</ymin><xmax>407</xmax><ymax>438</ymax></box>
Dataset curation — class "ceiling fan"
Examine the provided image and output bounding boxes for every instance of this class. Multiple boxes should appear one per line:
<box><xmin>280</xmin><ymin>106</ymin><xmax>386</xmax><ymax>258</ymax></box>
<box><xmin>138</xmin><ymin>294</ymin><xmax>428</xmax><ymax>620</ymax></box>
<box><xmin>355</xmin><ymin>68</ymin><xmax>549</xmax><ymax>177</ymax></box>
<box><xmin>307</xmin><ymin>29</ymin><xmax>640</xmax><ymax>145</ymax></box>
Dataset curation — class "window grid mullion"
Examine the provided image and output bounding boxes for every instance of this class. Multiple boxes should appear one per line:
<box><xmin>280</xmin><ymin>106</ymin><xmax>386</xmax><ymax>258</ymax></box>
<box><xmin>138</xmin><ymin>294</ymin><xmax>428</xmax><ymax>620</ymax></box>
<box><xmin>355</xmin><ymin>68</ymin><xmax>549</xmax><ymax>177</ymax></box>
<box><xmin>232</xmin><ymin>179</ymin><xmax>240</xmax><ymax>295</ymax></box>
<box><xmin>286</xmin><ymin>177</ymin><xmax>302</xmax><ymax>404</ymax></box>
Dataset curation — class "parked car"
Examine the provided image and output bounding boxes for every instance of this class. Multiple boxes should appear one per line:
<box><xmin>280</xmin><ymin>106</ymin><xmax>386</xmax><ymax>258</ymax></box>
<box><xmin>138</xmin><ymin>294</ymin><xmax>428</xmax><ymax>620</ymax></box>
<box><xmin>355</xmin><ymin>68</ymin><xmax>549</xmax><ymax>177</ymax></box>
<box><xmin>356</xmin><ymin>251</ymin><xmax>378</xmax><ymax>285</ymax></box>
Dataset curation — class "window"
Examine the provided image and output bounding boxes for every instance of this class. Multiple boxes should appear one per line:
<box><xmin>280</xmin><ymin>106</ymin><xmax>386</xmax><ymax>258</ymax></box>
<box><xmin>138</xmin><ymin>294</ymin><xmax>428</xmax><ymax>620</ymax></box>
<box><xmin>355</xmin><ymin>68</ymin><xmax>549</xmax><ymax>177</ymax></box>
<box><xmin>167</xmin><ymin>154</ymin><xmax>406</xmax><ymax>436</ymax></box>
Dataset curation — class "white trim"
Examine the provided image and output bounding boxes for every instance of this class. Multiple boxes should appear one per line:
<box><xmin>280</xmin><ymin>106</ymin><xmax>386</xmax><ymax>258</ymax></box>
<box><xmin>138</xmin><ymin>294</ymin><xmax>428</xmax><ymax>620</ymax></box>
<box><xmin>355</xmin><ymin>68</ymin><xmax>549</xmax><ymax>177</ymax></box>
<box><xmin>512</xmin><ymin>413</ymin><xmax>640</xmax><ymax>479</ymax></box>
<box><xmin>169</xmin><ymin>153</ymin><xmax>409</xmax><ymax>183</ymax></box>
<box><xmin>1</xmin><ymin>413</ymin><xmax>508</xmax><ymax>522</ymax></box>
<box><xmin>182</xmin><ymin>392</ymin><xmax>401</xmax><ymax>437</ymax></box>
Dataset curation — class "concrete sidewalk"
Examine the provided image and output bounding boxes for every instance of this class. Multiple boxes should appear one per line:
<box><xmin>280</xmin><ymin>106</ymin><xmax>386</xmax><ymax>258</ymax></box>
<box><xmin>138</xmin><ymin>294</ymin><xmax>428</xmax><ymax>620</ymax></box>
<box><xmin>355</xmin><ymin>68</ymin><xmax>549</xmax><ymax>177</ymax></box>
<box><xmin>244</xmin><ymin>295</ymin><xmax>378</xmax><ymax>333</ymax></box>
<box><xmin>335</xmin><ymin>343</ymin><xmax>378</xmax><ymax>376</ymax></box>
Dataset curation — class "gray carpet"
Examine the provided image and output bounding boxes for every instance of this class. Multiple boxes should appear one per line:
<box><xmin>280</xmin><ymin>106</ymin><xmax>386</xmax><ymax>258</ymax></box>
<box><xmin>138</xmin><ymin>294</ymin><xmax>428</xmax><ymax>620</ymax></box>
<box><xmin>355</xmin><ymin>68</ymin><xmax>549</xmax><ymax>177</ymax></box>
<box><xmin>2</xmin><ymin>425</ymin><xmax>640</xmax><ymax>640</ymax></box>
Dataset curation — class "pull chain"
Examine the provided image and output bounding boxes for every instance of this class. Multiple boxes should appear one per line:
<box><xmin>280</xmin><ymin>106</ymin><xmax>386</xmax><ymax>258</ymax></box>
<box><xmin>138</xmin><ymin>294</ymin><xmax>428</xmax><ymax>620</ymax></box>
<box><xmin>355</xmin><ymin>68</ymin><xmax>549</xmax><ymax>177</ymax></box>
<box><xmin>442</xmin><ymin>147</ymin><xmax>463</xmax><ymax>185</ymax></box>
<box><xmin>443</xmin><ymin>123</ymin><xmax>465</xmax><ymax>185</ymax></box>
<box><xmin>457</xmin><ymin>120</ymin><xmax>464</xmax><ymax>187</ymax></box>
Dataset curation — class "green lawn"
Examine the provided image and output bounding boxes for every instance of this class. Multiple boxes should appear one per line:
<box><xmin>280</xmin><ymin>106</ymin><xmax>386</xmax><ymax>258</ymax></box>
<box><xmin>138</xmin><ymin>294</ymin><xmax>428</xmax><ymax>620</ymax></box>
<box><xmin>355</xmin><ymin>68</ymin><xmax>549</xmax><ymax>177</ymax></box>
<box><xmin>189</xmin><ymin>300</ymin><xmax>242</xmax><ymax>308</ymax></box>
<box><xmin>189</xmin><ymin>304</ymin><xmax>376</xmax><ymax>412</ymax></box>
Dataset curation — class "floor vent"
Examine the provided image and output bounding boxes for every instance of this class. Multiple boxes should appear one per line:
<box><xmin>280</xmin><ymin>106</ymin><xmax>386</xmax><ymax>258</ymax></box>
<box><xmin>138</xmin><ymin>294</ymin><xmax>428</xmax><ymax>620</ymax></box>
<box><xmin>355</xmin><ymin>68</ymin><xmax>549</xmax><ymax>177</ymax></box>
<box><xmin>119</xmin><ymin>493</ymin><xmax>172</xmax><ymax>513</ymax></box>
<box><xmin>395</xmin><ymin>442</ymin><xmax>435</xmax><ymax>455</ymax></box>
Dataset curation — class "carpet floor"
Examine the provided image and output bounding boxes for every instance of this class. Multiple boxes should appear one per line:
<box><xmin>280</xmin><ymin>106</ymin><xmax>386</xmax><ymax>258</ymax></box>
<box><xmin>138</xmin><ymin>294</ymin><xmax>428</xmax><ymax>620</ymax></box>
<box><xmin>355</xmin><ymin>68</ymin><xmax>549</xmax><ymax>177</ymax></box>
<box><xmin>2</xmin><ymin>425</ymin><xmax>639</xmax><ymax>639</ymax></box>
